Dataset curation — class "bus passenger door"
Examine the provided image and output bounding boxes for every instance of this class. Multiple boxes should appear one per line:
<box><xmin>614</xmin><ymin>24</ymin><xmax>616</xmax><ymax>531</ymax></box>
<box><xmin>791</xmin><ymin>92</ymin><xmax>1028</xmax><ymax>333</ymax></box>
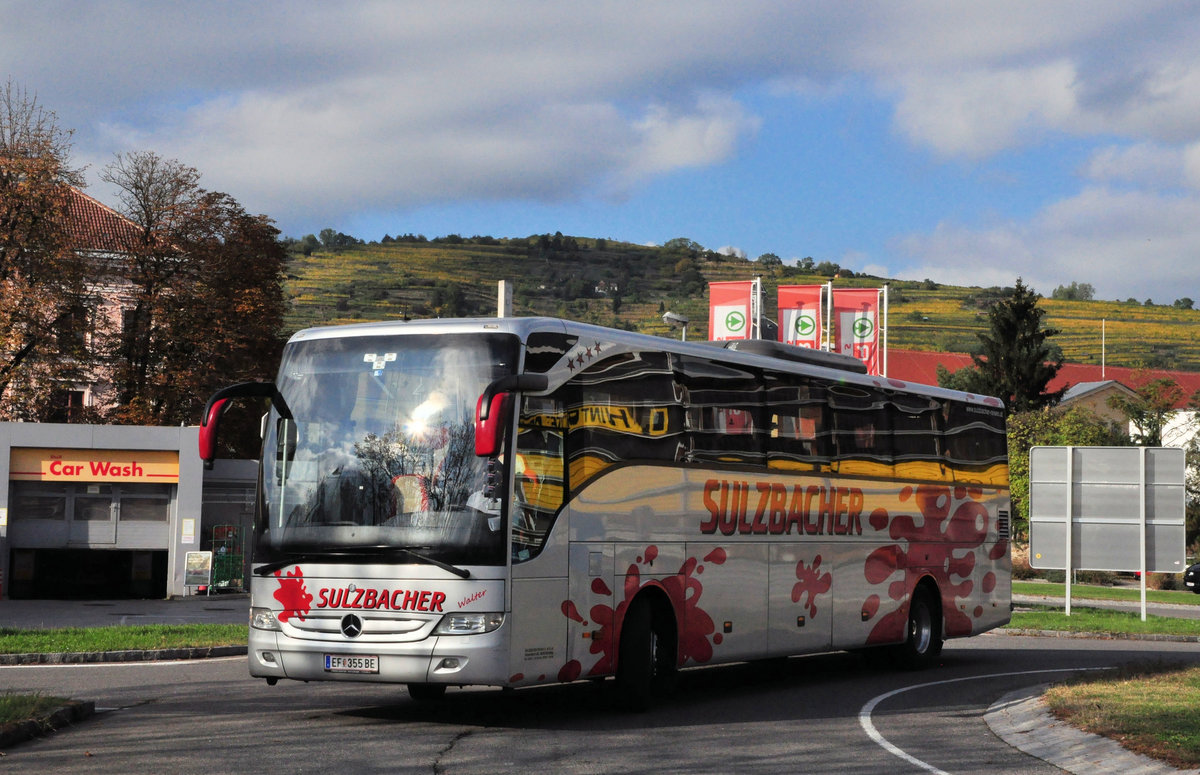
<box><xmin>565</xmin><ymin>543</ymin><xmax>614</xmax><ymax>679</ymax></box>
<box><xmin>683</xmin><ymin>542</ymin><xmax>768</xmax><ymax>665</ymax></box>
<box><xmin>768</xmin><ymin>543</ymin><xmax>835</xmax><ymax>656</ymax></box>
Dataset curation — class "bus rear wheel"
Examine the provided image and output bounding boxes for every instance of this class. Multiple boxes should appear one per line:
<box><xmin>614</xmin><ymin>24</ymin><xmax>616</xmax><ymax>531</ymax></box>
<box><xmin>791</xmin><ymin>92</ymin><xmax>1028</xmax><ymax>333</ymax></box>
<box><xmin>615</xmin><ymin>597</ymin><xmax>676</xmax><ymax>711</ymax></box>
<box><xmin>893</xmin><ymin>588</ymin><xmax>942</xmax><ymax>670</ymax></box>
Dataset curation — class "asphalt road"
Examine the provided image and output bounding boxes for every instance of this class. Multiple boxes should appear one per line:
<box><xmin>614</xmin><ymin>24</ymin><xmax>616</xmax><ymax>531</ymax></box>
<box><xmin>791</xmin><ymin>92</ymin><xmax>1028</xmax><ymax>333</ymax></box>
<box><xmin>4</xmin><ymin>633</ymin><xmax>1199</xmax><ymax>774</ymax></box>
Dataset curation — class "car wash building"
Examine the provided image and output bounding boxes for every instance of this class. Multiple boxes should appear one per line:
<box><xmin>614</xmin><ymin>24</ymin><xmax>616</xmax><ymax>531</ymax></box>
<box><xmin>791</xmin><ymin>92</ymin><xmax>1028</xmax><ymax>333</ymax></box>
<box><xmin>0</xmin><ymin>422</ymin><xmax>256</xmax><ymax>599</ymax></box>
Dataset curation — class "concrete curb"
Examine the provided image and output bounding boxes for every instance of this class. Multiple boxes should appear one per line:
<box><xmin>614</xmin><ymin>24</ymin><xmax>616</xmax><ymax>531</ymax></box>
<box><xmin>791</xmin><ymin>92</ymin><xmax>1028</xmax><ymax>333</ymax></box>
<box><xmin>985</xmin><ymin>685</ymin><xmax>1200</xmax><ymax>775</ymax></box>
<box><xmin>0</xmin><ymin>700</ymin><xmax>95</xmax><ymax>750</ymax></box>
<box><xmin>0</xmin><ymin>644</ymin><xmax>247</xmax><ymax>667</ymax></box>
<box><xmin>992</xmin><ymin>628</ymin><xmax>1200</xmax><ymax>643</ymax></box>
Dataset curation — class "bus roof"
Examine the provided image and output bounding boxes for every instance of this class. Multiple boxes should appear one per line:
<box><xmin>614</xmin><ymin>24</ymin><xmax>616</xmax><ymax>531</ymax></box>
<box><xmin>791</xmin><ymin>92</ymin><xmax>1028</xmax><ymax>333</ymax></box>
<box><xmin>285</xmin><ymin>316</ymin><xmax>1005</xmax><ymax>411</ymax></box>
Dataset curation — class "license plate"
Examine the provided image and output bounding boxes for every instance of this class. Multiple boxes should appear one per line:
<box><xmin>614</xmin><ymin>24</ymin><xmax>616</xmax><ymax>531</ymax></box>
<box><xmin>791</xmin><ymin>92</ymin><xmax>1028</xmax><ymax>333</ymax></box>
<box><xmin>325</xmin><ymin>654</ymin><xmax>379</xmax><ymax>674</ymax></box>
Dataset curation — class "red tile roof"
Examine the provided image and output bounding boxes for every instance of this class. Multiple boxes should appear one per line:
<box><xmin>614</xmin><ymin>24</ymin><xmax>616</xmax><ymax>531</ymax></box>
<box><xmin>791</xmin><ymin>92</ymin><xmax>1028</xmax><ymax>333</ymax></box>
<box><xmin>886</xmin><ymin>349</ymin><xmax>1200</xmax><ymax>409</ymax></box>
<box><xmin>62</xmin><ymin>187</ymin><xmax>141</xmax><ymax>252</ymax></box>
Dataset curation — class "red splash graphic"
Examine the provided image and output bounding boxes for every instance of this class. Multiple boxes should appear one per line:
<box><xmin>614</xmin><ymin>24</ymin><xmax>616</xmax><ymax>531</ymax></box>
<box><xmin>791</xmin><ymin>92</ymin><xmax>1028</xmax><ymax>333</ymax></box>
<box><xmin>272</xmin><ymin>567</ymin><xmax>313</xmax><ymax>623</ymax></box>
<box><xmin>558</xmin><ymin>545</ymin><xmax>723</xmax><ymax>680</ymax></box>
<box><xmin>558</xmin><ymin>661</ymin><xmax>581</xmax><ymax>682</ymax></box>
<box><xmin>791</xmin><ymin>555</ymin><xmax>832</xmax><ymax>618</ymax></box>
<box><xmin>863</xmin><ymin>485</ymin><xmax>992</xmax><ymax>644</ymax></box>
<box><xmin>561</xmin><ymin>600</ymin><xmax>587</xmax><ymax>625</ymax></box>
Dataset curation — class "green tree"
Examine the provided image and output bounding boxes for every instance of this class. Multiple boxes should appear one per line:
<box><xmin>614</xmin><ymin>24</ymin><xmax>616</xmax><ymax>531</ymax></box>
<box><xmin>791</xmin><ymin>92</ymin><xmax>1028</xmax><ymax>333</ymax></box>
<box><xmin>757</xmin><ymin>252</ymin><xmax>782</xmax><ymax>266</ymax></box>
<box><xmin>0</xmin><ymin>80</ymin><xmax>98</xmax><ymax>420</ymax></box>
<box><xmin>1006</xmin><ymin>406</ymin><xmax>1128</xmax><ymax>537</ymax></box>
<box><xmin>662</xmin><ymin>237</ymin><xmax>704</xmax><ymax>255</ymax></box>
<box><xmin>937</xmin><ymin>278</ymin><xmax>1064</xmax><ymax>412</ymax></box>
<box><xmin>1107</xmin><ymin>377</ymin><xmax>1184</xmax><ymax>446</ymax></box>
<box><xmin>1050</xmin><ymin>281</ymin><xmax>1095</xmax><ymax>301</ymax></box>
<box><xmin>100</xmin><ymin>151</ymin><xmax>286</xmax><ymax>435</ymax></box>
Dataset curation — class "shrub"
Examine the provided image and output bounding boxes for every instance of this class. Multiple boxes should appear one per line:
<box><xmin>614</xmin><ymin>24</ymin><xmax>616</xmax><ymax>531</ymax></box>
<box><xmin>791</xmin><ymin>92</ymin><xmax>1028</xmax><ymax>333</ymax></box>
<box><xmin>1011</xmin><ymin>543</ymin><xmax>1041</xmax><ymax>580</ymax></box>
<box><xmin>1147</xmin><ymin>572</ymin><xmax>1183</xmax><ymax>591</ymax></box>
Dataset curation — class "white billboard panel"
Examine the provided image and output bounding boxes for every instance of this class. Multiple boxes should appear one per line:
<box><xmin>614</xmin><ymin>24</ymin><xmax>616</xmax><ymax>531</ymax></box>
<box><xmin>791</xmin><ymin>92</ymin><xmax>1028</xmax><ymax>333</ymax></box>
<box><xmin>1028</xmin><ymin>446</ymin><xmax>1186</xmax><ymax>574</ymax></box>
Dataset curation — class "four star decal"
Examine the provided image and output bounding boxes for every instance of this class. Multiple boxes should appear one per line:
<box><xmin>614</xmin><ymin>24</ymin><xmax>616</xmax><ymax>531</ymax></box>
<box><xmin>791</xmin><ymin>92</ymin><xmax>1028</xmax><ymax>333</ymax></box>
<box><xmin>565</xmin><ymin>340</ymin><xmax>607</xmax><ymax>371</ymax></box>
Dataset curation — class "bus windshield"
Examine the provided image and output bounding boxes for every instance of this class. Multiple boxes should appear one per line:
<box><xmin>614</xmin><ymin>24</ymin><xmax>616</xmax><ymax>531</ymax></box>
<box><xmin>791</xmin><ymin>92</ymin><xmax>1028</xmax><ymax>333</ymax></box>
<box><xmin>256</xmin><ymin>332</ymin><xmax>519</xmax><ymax>567</ymax></box>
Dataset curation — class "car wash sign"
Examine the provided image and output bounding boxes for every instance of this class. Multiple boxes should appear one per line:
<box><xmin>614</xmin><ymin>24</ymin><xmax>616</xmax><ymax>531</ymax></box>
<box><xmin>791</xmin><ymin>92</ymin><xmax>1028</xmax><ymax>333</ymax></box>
<box><xmin>9</xmin><ymin>448</ymin><xmax>180</xmax><ymax>483</ymax></box>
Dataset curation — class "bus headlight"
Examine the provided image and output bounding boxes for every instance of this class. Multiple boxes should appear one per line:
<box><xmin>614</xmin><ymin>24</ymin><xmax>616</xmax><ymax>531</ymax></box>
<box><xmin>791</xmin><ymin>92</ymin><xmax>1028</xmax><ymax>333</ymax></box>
<box><xmin>433</xmin><ymin>612</ymin><xmax>504</xmax><ymax>635</ymax></box>
<box><xmin>250</xmin><ymin>607</ymin><xmax>282</xmax><ymax>631</ymax></box>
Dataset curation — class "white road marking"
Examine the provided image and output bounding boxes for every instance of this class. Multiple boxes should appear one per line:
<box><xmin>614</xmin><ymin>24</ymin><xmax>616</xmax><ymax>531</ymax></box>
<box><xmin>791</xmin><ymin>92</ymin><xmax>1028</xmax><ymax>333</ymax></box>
<box><xmin>0</xmin><ymin>656</ymin><xmax>245</xmax><ymax>670</ymax></box>
<box><xmin>859</xmin><ymin>667</ymin><xmax>1112</xmax><ymax>774</ymax></box>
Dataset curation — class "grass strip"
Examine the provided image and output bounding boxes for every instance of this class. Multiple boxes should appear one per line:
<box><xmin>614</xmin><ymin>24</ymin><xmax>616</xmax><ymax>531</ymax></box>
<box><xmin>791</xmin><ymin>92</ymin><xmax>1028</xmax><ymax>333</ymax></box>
<box><xmin>1013</xmin><ymin>581</ymin><xmax>1200</xmax><ymax>606</ymax></box>
<box><xmin>1045</xmin><ymin>662</ymin><xmax>1200</xmax><ymax>768</ymax></box>
<box><xmin>0</xmin><ymin>692</ymin><xmax>70</xmax><ymax>725</ymax></box>
<box><xmin>1007</xmin><ymin>605</ymin><xmax>1200</xmax><ymax>637</ymax></box>
<box><xmin>0</xmin><ymin>624</ymin><xmax>246</xmax><ymax>655</ymax></box>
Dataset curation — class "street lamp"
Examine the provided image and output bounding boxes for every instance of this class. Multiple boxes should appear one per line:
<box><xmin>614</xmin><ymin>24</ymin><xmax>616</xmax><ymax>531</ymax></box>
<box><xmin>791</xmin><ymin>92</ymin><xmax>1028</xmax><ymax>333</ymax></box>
<box><xmin>662</xmin><ymin>311</ymin><xmax>689</xmax><ymax>341</ymax></box>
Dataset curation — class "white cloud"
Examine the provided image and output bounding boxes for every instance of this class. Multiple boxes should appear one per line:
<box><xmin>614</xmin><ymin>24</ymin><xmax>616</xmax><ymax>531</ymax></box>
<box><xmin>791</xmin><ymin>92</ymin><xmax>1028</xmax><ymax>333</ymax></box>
<box><xmin>1185</xmin><ymin>142</ymin><xmax>1200</xmax><ymax>189</ymax></box>
<box><xmin>9</xmin><ymin>0</ymin><xmax>1200</xmax><ymax>298</ymax></box>
<box><xmin>892</xmin><ymin>63</ymin><xmax>1079</xmax><ymax>159</ymax></box>
<box><xmin>893</xmin><ymin>187</ymin><xmax>1200</xmax><ymax>303</ymax></box>
<box><xmin>622</xmin><ymin>96</ymin><xmax>761</xmax><ymax>187</ymax></box>
<box><xmin>1083</xmin><ymin>143</ymin><xmax>1189</xmax><ymax>189</ymax></box>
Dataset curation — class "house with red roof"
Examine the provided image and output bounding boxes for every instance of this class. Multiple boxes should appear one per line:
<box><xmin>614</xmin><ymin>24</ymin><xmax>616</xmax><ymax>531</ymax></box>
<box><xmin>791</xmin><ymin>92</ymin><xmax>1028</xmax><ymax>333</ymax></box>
<box><xmin>40</xmin><ymin>188</ymin><xmax>143</xmax><ymax>419</ymax></box>
<box><xmin>886</xmin><ymin>348</ymin><xmax>1200</xmax><ymax>447</ymax></box>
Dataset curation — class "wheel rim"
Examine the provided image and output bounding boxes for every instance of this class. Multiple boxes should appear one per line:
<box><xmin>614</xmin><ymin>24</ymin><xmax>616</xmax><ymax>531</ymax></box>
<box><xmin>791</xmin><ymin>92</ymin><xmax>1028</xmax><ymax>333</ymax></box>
<box><xmin>910</xmin><ymin>600</ymin><xmax>932</xmax><ymax>654</ymax></box>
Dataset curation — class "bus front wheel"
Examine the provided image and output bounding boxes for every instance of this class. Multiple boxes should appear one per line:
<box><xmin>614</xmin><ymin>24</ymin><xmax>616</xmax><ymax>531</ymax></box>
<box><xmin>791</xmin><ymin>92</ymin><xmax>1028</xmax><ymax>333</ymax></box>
<box><xmin>894</xmin><ymin>588</ymin><xmax>942</xmax><ymax>670</ymax></box>
<box><xmin>407</xmin><ymin>682</ymin><xmax>447</xmax><ymax>701</ymax></box>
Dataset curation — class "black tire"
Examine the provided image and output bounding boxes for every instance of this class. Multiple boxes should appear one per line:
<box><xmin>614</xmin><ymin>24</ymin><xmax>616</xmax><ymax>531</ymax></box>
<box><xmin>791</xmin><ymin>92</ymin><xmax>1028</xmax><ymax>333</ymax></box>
<box><xmin>407</xmin><ymin>682</ymin><xmax>447</xmax><ymax>701</ymax></box>
<box><xmin>615</xmin><ymin>597</ymin><xmax>675</xmax><ymax>711</ymax></box>
<box><xmin>893</xmin><ymin>588</ymin><xmax>942</xmax><ymax>670</ymax></box>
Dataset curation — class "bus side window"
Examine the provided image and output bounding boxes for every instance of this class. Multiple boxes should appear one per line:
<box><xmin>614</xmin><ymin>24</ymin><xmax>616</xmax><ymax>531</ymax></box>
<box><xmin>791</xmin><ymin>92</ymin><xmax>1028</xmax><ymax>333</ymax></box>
<box><xmin>567</xmin><ymin>352</ymin><xmax>682</xmax><ymax>486</ymax></box>
<box><xmin>675</xmin><ymin>355</ymin><xmax>764</xmax><ymax>467</ymax></box>
<box><xmin>828</xmin><ymin>384</ymin><xmax>891</xmax><ymax>464</ymax></box>
<box><xmin>943</xmin><ymin>403</ymin><xmax>1007</xmax><ymax>468</ymax></box>
<box><xmin>889</xmin><ymin>394</ymin><xmax>942</xmax><ymax>461</ymax></box>
<box><xmin>513</xmin><ymin>395</ymin><xmax>566</xmax><ymax>562</ymax></box>
<box><xmin>765</xmin><ymin>373</ymin><xmax>829</xmax><ymax>469</ymax></box>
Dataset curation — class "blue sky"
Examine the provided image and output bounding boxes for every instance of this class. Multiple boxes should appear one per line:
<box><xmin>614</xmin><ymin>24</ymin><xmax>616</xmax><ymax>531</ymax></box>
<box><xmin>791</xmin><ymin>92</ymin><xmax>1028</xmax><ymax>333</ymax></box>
<box><xmin>6</xmin><ymin>1</ymin><xmax>1200</xmax><ymax>303</ymax></box>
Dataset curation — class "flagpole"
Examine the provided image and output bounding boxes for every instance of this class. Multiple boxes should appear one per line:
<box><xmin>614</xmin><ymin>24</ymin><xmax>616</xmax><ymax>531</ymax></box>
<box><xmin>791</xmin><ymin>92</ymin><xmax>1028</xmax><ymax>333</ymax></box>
<box><xmin>823</xmin><ymin>281</ymin><xmax>832</xmax><ymax>351</ymax></box>
<box><xmin>882</xmin><ymin>284</ymin><xmax>889</xmax><ymax>377</ymax></box>
<box><xmin>753</xmin><ymin>276</ymin><xmax>762</xmax><ymax>339</ymax></box>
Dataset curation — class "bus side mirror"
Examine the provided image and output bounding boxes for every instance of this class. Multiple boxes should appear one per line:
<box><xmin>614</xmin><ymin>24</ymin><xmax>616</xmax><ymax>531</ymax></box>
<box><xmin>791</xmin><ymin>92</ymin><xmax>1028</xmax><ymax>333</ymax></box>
<box><xmin>199</xmin><ymin>399</ymin><xmax>230</xmax><ymax>469</ymax></box>
<box><xmin>475</xmin><ymin>392</ymin><xmax>512</xmax><ymax>457</ymax></box>
<box><xmin>474</xmin><ymin>373</ymin><xmax>548</xmax><ymax>457</ymax></box>
<box><xmin>198</xmin><ymin>381</ymin><xmax>291</xmax><ymax>470</ymax></box>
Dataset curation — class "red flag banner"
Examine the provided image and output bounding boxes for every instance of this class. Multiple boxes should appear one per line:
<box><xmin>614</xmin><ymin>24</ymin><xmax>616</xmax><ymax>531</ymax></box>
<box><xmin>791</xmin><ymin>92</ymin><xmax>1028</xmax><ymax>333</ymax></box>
<box><xmin>832</xmin><ymin>288</ymin><xmax>881</xmax><ymax>374</ymax></box>
<box><xmin>708</xmin><ymin>281</ymin><xmax>755</xmax><ymax>340</ymax></box>
<box><xmin>777</xmin><ymin>285</ymin><xmax>823</xmax><ymax>349</ymax></box>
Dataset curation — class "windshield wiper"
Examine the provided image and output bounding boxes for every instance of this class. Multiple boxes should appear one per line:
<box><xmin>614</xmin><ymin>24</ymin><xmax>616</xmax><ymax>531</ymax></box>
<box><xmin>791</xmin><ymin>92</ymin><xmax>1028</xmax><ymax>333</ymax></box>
<box><xmin>253</xmin><ymin>553</ymin><xmax>339</xmax><ymax>576</ymax></box>
<box><xmin>253</xmin><ymin>547</ymin><xmax>471</xmax><ymax>579</ymax></box>
<box><xmin>395</xmin><ymin>547</ymin><xmax>471</xmax><ymax>579</ymax></box>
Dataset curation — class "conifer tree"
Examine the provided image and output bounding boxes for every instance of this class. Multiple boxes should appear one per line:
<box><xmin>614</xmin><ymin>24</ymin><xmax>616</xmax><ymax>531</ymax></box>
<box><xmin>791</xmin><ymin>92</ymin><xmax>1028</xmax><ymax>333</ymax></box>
<box><xmin>938</xmin><ymin>278</ymin><xmax>1064</xmax><ymax>412</ymax></box>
